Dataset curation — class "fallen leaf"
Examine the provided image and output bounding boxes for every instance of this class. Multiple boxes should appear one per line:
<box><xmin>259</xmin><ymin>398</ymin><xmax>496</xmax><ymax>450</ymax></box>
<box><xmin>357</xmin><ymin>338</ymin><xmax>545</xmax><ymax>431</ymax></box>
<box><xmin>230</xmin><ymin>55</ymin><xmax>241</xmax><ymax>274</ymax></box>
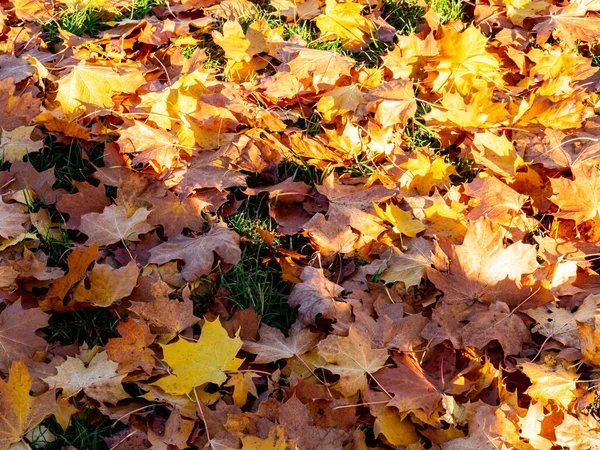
<box><xmin>0</xmin><ymin>361</ymin><xmax>56</xmax><ymax>449</ymax></box>
<box><xmin>152</xmin><ymin>318</ymin><xmax>244</xmax><ymax>395</ymax></box>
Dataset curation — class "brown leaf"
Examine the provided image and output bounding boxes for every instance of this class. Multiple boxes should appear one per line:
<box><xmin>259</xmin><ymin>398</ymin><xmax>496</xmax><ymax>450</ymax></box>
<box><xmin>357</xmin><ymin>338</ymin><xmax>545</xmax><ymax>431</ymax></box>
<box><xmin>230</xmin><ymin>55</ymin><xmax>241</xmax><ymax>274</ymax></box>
<box><xmin>105</xmin><ymin>318</ymin><xmax>155</xmax><ymax>374</ymax></box>
<box><xmin>243</xmin><ymin>321</ymin><xmax>320</xmax><ymax>364</ymax></box>
<box><xmin>427</xmin><ymin>217</ymin><xmax>541</xmax><ymax>307</ymax></box>
<box><xmin>375</xmin><ymin>353</ymin><xmax>442</xmax><ymax>417</ymax></box>
<box><xmin>0</xmin><ymin>300</ymin><xmax>50</xmax><ymax>372</ymax></box>
<box><xmin>148</xmin><ymin>223</ymin><xmax>241</xmax><ymax>281</ymax></box>
<box><xmin>288</xmin><ymin>266</ymin><xmax>351</xmax><ymax>326</ymax></box>
<box><xmin>79</xmin><ymin>205</ymin><xmax>154</xmax><ymax>247</ymax></box>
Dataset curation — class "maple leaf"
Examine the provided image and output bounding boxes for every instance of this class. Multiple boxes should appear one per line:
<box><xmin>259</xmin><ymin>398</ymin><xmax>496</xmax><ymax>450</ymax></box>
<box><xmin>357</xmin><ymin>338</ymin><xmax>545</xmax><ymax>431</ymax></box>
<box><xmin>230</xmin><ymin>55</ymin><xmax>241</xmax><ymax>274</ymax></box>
<box><xmin>79</xmin><ymin>205</ymin><xmax>154</xmax><ymax>247</ymax></box>
<box><xmin>117</xmin><ymin>121</ymin><xmax>187</xmax><ymax>173</ymax></box>
<box><xmin>152</xmin><ymin>318</ymin><xmax>244</xmax><ymax>395</ymax></box>
<box><xmin>148</xmin><ymin>193</ymin><xmax>208</xmax><ymax>237</ymax></box>
<box><xmin>527</xmin><ymin>294</ymin><xmax>598</xmax><ymax>348</ymax></box>
<box><xmin>521</xmin><ymin>361</ymin><xmax>579</xmax><ymax>409</ymax></box>
<box><xmin>71</xmin><ymin>260</ymin><xmax>139</xmax><ymax>307</ymax></box>
<box><xmin>316</xmin><ymin>84</ymin><xmax>365</xmax><ymax>122</ymax></box>
<box><xmin>0</xmin><ymin>361</ymin><xmax>56</xmax><ymax>449</ymax></box>
<box><xmin>400</xmin><ymin>151</ymin><xmax>457</xmax><ymax>195</ymax></box>
<box><xmin>374</xmin><ymin>202</ymin><xmax>426</xmax><ymax>237</ymax></box>
<box><xmin>381</xmin><ymin>238</ymin><xmax>434</xmax><ymax>287</ymax></box>
<box><xmin>0</xmin><ymin>199</ymin><xmax>28</xmax><ymax>239</ymax></box>
<box><xmin>129</xmin><ymin>281</ymin><xmax>200</xmax><ymax>341</ymax></box>
<box><xmin>550</xmin><ymin>163</ymin><xmax>600</xmax><ymax>225</ymax></box>
<box><xmin>43</xmin><ymin>244</ymin><xmax>99</xmax><ymax>309</ymax></box>
<box><xmin>471</xmin><ymin>131</ymin><xmax>524</xmax><ymax>178</ymax></box>
<box><xmin>461</xmin><ymin>301</ymin><xmax>530</xmax><ymax>355</ymax></box>
<box><xmin>0</xmin><ymin>299</ymin><xmax>50</xmax><ymax>372</ymax></box>
<box><xmin>54</xmin><ymin>62</ymin><xmax>146</xmax><ymax>115</ymax></box>
<box><xmin>430</xmin><ymin>25</ymin><xmax>503</xmax><ymax>95</ymax></box>
<box><xmin>317</xmin><ymin>326</ymin><xmax>389</xmax><ymax>396</ymax></box>
<box><xmin>212</xmin><ymin>21</ymin><xmax>253</xmax><ymax>62</ymax></box>
<box><xmin>148</xmin><ymin>223</ymin><xmax>241</xmax><ymax>281</ymax></box>
<box><xmin>0</xmin><ymin>126</ymin><xmax>42</xmax><ymax>163</ymax></box>
<box><xmin>243</xmin><ymin>321</ymin><xmax>321</xmax><ymax>364</ymax></box>
<box><xmin>56</xmin><ymin>182</ymin><xmax>110</xmax><ymax>229</ymax></box>
<box><xmin>105</xmin><ymin>318</ymin><xmax>155</xmax><ymax>374</ymax></box>
<box><xmin>44</xmin><ymin>351</ymin><xmax>130</xmax><ymax>404</ymax></box>
<box><xmin>375</xmin><ymin>353</ymin><xmax>442</xmax><ymax>417</ymax></box>
<box><xmin>314</xmin><ymin>0</ymin><xmax>374</xmax><ymax>50</ymax></box>
<box><xmin>365</xmin><ymin>80</ymin><xmax>418</xmax><ymax>129</ymax></box>
<box><xmin>288</xmin><ymin>266</ymin><xmax>351</xmax><ymax>326</ymax></box>
<box><xmin>232</xmin><ymin>426</ymin><xmax>291</xmax><ymax>450</ymax></box>
<box><xmin>427</xmin><ymin>217</ymin><xmax>540</xmax><ymax>307</ymax></box>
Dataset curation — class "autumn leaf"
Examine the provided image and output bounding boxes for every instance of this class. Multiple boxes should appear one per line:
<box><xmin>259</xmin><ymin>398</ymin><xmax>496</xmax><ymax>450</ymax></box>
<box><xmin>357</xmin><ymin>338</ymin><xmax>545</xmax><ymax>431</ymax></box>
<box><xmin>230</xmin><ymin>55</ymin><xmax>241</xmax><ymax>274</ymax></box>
<box><xmin>288</xmin><ymin>266</ymin><xmax>351</xmax><ymax>326</ymax></box>
<box><xmin>366</xmin><ymin>80</ymin><xmax>418</xmax><ymax>129</ymax></box>
<box><xmin>152</xmin><ymin>318</ymin><xmax>244</xmax><ymax>395</ymax></box>
<box><xmin>243</xmin><ymin>321</ymin><xmax>321</xmax><ymax>364</ymax></box>
<box><xmin>44</xmin><ymin>351</ymin><xmax>130</xmax><ymax>404</ymax></box>
<box><xmin>316</xmin><ymin>325</ymin><xmax>388</xmax><ymax>396</ymax></box>
<box><xmin>71</xmin><ymin>260</ymin><xmax>139</xmax><ymax>307</ymax></box>
<box><xmin>0</xmin><ymin>200</ymin><xmax>28</xmax><ymax>239</ymax></box>
<box><xmin>522</xmin><ymin>361</ymin><xmax>579</xmax><ymax>409</ymax></box>
<box><xmin>0</xmin><ymin>126</ymin><xmax>42</xmax><ymax>163</ymax></box>
<box><xmin>0</xmin><ymin>299</ymin><xmax>50</xmax><ymax>372</ymax></box>
<box><xmin>148</xmin><ymin>223</ymin><xmax>241</xmax><ymax>281</ymax></box>
<box><xmin>79</xmin><ymin>205</ymin><xmax>154</xmax><ymax>247</ymax></box>
<box><xmin>427</xmin><ymin>217</ymin><xmax>540</xmax><ymax>306</ymax></box>
<box><xmin>129</xmin><ymin>280</ymin><xmax>200</xmax><ymax>341</ymax></box>
<box><xmin>374</xmin><ymin>202</ymin><xmax>425</xmax><ymax>237</ymax></box>
<box><xmin>550</xmin><ymin>163</ymin><xmax>600</xmax><ymax>225</ymax></box>
<box><xmin>0</xmin><ymin>361</ymin><xmax>56</xmax><ymax>449</ymax></box>
<box><xmin>54</xmin><ymin>62</ymin><xmax>146</xmax><ymax>115</ymax></box>
<box><xmin>105</xmin><ymin>318</ymin><xmax>155</xmax><ymax>374</ymax></box>
<box><xmin>314</xmin><ymin>0</ymin><xmax>374</xmax><ymax>50</ymax></box>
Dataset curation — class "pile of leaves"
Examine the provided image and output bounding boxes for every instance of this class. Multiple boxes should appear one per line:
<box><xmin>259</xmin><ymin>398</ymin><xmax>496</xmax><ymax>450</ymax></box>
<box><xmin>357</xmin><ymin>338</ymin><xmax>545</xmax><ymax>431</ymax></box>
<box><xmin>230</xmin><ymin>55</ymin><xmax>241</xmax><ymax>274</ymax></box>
<box><xmin>2</xmin><ymin>0</ymin><xmax>600</xmax><ymax>446</ymax></box>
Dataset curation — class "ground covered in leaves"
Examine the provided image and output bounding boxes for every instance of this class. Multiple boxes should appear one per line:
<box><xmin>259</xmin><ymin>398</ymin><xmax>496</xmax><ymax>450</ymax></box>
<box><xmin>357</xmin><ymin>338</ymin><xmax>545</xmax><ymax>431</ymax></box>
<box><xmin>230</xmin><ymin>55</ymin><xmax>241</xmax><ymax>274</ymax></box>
<box><xmin>1</xmin><ymin>0</ymin><xmax>600</xmax><ymax>447</ymax></box>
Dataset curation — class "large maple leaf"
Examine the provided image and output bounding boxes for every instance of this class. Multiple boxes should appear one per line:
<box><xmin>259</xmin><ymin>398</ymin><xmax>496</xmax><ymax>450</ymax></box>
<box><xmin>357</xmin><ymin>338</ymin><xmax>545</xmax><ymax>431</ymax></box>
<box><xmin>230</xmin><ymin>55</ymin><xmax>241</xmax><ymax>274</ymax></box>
<box><xmin>550</xmin><ymin>163</ymin><xmax>600</xmax><ymax>225</ymax></box>
<box><xmin>79</xmin><ymin>205</ymin><xmax>154</xmax><ymax>247</ymax></box>
<box><xmin>317</xmin><ymin>325</ymin><xmax>389</xmax><ymax>396</ymax></box>
<box><xmin>54</xmin><ymin>62</ymin><xmax>146</xmax><ymax>115</ymax></box>
<box><xmin>0</xmin><ymin>361</ymin><xmax>56</xmax><ymax>449</ymax></box>
<box><xmin>427</xmin><ymin>217</ymin><xmax>541</xmax><ymax>307</ymax></box>
<box><xmin>148</xmin><ymin>223</ymin><xmax>241</xmax><ymax>281</ymax></box>
<box><xmin>0</xmin><ymin>300</ymin><xmax>50</xmax><ymax>372</ymax></box>
<box><xmin>152</xmin><ymin>318</ymin><xmax>244</xmax><ymax>395</ymax></box>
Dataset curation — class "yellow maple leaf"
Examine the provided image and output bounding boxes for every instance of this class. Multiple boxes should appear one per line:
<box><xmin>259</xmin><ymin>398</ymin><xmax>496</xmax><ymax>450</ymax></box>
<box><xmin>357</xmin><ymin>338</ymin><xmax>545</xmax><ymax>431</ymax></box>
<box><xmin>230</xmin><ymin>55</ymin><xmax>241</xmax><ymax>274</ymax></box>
<box><xmin>0</xmin><ymin>361</ymin><xmax>56</xmax><ymax>449</ymax></box>
<box><xmin>374</xmin><ymin>203</ymin><xmax>425</xmax><ymax>238</ymax></box>
<box><xmin>430</xmin><ymin>25</ymin><xmax>503</xmax><ymax>95</ymax></box>
<box><xmin>54</xmin><ymin>63</ymin><xmax>146</xmax><ymax>116</ymax></box>
<box><xmin>153</xmin><ymin>318</ymin><xmax>244</xmax><ymax>395</ymax></box>
<box><xmin>471</xmin><ymin>131</ymin><xmax>524</xmax><ymax>179</ymax></box>
<box><xmin>522</xmin><ymin>361</ymin><xmax>579</xmax><ymax>409</ymax></box>
<box><xmin>400</xmin><ymin>151</ymin><xmax>457</xmax><ymax>195</ymax></box>
<box><xmin>314</xmin><ymin>0</ymin><xmax>374</xmax><ymax>51</ymax></box>
<box><xmin>316</xmin><ymin>84</ymin><xmax>365</xmax><ymax>122</ymax></box>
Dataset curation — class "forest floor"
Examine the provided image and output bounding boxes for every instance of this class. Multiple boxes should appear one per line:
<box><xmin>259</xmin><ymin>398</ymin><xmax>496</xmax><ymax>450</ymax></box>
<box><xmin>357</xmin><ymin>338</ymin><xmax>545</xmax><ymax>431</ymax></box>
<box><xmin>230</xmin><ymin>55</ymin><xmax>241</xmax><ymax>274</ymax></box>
<box><xmin>1</xmin><ymin>0</ymin><xmax>600</xmax><ymax>448</ymax></box>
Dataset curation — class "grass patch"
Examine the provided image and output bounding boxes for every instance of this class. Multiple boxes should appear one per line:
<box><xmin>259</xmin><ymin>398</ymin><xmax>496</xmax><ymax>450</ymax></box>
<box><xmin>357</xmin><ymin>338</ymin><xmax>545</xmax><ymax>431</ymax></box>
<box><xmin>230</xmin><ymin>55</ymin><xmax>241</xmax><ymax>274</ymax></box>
<box><xmin>278</xmin><ymin>157</ymin><xmax>327</xmax><ymax>186</ymax></box>
<box><xmin>41</xmin><ymin>413</ymin><xmax>114</xmax><ymax>450</ymax></box>
<box><xmin>44</xmin><ymin>309</ymin><xmax>120</xmax><ymax>346</ymax></box>
<box><xmin>381</xmin><ymin>0</ymin><xmax>426</xmax><ymax>35</ymax></box>
<box><xmin>25</xmin><ymin>139</ymin><xmax>104</xmax><ymax>191</ymax></box>
<box><xmin>221</xmin><ymin>194</ymin><xmax>297</xmax><ymax>329</ymax></box>
<box><xmin>35</xmin><ymin>227</ymin><xmax>73</xmax><ymax>268</ymax></box>
<box><xmin>43</xmin><ymin>7</ymin><xmax>109</xmax><ymax>44</ymax></box>
<box><xmin>428</xmin><ymin>0</ymin><xmax>464</xmax><ymax>23</ymax></box>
